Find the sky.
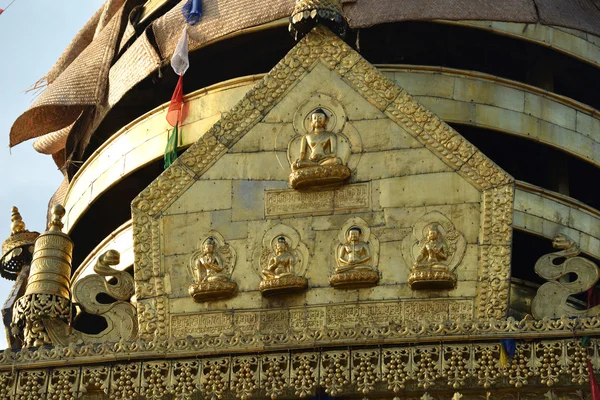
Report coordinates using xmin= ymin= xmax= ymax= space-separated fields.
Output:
xmin=0 ymin=0 xmax=105 ymax=349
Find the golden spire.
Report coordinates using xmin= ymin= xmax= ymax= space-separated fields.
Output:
xmin=289 ymin=0 xmax=348 ymax=41
xmin=1 ymin=207 xmax=39 ymax=280
xmin=10 ymin=206 xmax=26 ymax=235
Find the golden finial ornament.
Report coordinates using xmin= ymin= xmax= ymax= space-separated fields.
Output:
xmin=10 ymin=206 xmax=26 ymax=234
xmin=1 ymin=206 xmax=39 ymax=281
xmin=11 ymin=204 xmax=73 ymax=347
xmin=289 ymin=0 xmax=348 ymax=41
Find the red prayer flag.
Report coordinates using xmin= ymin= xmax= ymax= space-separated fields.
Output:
xmin=0 ymin=9 xmax=4 ymax=15
xmin=589 ymin=287 xmax=600 ymax=309
xmin=166 ymin=75 xmax=188 ymax=127
xmin=588 ymin=360 xmax=600 ymax=400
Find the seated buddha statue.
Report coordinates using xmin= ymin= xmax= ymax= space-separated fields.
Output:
xmin=292 ymin=109 xmax=342 ymax=170
xmin=330 ymin=227 xmax=379 ymax=288
xmin=259 ymin=236 xmax=307 ymax=296
xmin=188 ymin=237 xmax=237 ymax=302
xmin=289 ymin=109 xmax=350 ymax=189
xmin=262 ymin=237 xmax=295 ymax=279
xmin=408 ymin=225 xmax=456 ymax=290
xmin=193 ymin=238 xmax=228 ymax=283
xmin=335 ymin=227 xmax=372 ymax=273
xmin=413 ymin=225 xmax=448 ymax=270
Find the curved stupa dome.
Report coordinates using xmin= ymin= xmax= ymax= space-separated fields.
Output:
xmin=9 ymin=0 xmax=600 ymax=158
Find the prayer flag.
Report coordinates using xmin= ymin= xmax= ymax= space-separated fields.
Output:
xmin=183 ymin=0 xmax=202 ymax=25
xmin=164 ymin=28 xmax=190 ymax=169
xmin=500 ymin=339 xmax=516 ymax=366
xmin=587 ymin=360 xmax=600 ymax=400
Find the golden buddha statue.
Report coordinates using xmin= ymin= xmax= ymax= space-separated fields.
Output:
xmin=408 ymin=225 xmax=457 ymax=290
xmin=330 ymin=227 xmax=379 ymax=288
xmin=262 ymin=237 xmax=295 ymax=279
xmin=259 ymin=237 xmax=307 ymax=296
xmin=293 ymin=109 xmax=342 ymax=170
xmin=414 ymin=225 xmax=448 ymax=268
xmin=289 ymin=109 xmax=351 ymax=189
xmin=193 ymin=238 xmax=228 ymax=283
xmin=335 ymin=227 xmax=372 ymax=273
xmin=188 ymin=237 xmax=237 ymax=302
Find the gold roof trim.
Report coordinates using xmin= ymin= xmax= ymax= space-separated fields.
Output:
xmin=0 ymin=316 xmax=597 ymax=370
xmin=0 ymin=338 xmax=595 ymax=397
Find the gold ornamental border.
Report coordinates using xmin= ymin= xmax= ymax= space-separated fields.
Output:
xmin=0 ymin=338 xmax=598 ymax=399
xmin=1 ymin=316 xmax=598 ymax=370
xmin=131 ymin=25 xmax=514 ymax=340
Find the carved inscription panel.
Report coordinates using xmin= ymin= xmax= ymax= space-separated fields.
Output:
xmin=265 ymin=183 xmax=370 ymax=217
xmin=170 ymin=299 xmax=473 ymax=337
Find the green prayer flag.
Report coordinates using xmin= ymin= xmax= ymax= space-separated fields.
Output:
xmin=164 ymin=124 xmax=179 ymax=169
xmin=582 ymin=336 xmax=591 ymax=347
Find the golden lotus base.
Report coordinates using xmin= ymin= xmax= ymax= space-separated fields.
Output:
xmin=289 ymin=164 xmax=351 ymax=189
xmin=189 ymin=281 xmax=237 ymax=302
xmin=330 ymin=268 xmax=379 ymax=289
xmin=408 ymin=267 xmax=457 ymax=290
xmin=259 ymin=275 xmax=308 ymax=296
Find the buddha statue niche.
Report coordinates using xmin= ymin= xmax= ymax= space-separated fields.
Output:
xmin=289 ymin=108 xmax=351 ymax=189
xmin=330 ymin=227 xmax=379 ymax=288
xmin=188 ymin=237 xmax=237 ymax=302
xmin=259 ymin=236 xmax=307 ymax=296
xmin=408 ymin=225 xmax=457 ymax=290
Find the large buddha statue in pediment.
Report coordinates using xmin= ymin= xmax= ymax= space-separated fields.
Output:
xmin=289 ymin=108 xmax=351 ymax=189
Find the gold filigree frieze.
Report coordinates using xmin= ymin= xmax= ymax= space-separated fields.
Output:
xmin=1 ymin=341 xmax=599 ymax=399
xmin=1 ymin=317 xmax=600 ymax=370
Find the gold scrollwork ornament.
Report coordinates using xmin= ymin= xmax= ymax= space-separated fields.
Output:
xmin=532 ymin=234 xmax=600 ymax=319
xmin=42 ymin=249 xmax=138 ymax=346
xmin=188 ymin=234 xmax=237 ymax=302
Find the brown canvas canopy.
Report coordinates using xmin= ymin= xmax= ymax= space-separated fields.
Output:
xmin=11 ymin=0 xmax=600 ymax=163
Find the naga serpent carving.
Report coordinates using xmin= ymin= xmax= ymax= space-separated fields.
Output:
xmin=44 ymin=250 xmax=138 ymax=345
xmin=531 ymin=234 xmax=600 ymax=319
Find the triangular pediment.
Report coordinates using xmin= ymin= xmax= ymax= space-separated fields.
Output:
xmin=132 ymin=26 xmax=514 ymax=341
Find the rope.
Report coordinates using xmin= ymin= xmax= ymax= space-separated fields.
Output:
xmin=1 ymin=0 xmax=19 ymax=13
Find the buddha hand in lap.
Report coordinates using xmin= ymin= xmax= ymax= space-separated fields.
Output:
xmin=259 ymin=236 xmax=307 ymax=295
